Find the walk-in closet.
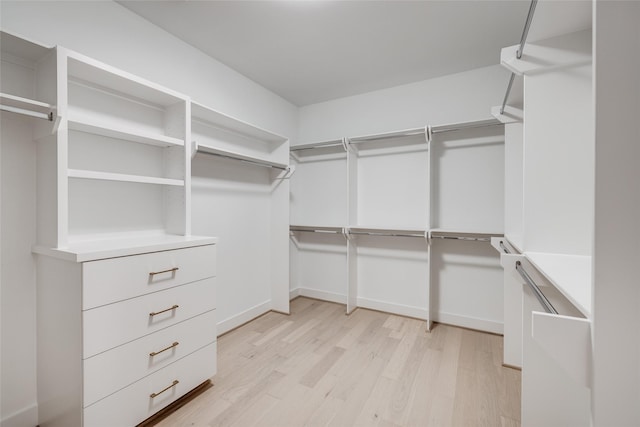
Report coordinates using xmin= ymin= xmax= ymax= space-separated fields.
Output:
xmin=1 ymin=1 xmax=638 ymax=426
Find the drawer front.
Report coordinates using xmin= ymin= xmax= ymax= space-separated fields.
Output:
xmin=83 ymin=309 xmax=216 ymax=407
xmin=83 ymin=278 xmax=215 ymax=358
xmin=83 ymin=244 xmax=216 ymax=309
xmin=83 ymin=342 xmax=217 ymax=427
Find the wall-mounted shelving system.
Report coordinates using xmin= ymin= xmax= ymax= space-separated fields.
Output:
xmin=289 ymin=118 xmax=505 ymax=333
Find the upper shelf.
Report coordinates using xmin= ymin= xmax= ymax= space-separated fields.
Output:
xmin=525 ymin=251 xmax=592 ymax=318
xmin=194 ymin=143 xmax=289 ymax=171
xmin=191 ymin=101 xmax=287 ymax=145
xmin=66 ymin=50 xmax=187 ymax=107
xmin=0 ymin=92 xmax=55 ymax=121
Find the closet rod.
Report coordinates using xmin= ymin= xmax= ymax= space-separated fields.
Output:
xmin=290 ymin=226 xmax=342 ymax=234
xmin=431 ymin=235 xmax=491 ymax=242
xmin=290 ymin=140 xmax=344 ymax=152
xmin=196 ymin=149 xmax=288 ymax=171
xmin=348 ymin=128 xmax=425 ymax=144
xmin=500 ymin=0 xmax=538 ymax=114
xmin=499 ymin=240 xmax=511 ymax=254
xmin=349 ymin=231 xmax=425 ymax=238
xmin=0 ymin=104 xmax=53 ymax=121
xmin=429 ymin=118 xmax=501 ymax=136
xmin=515 ymin=261 xmax=558 ymax=315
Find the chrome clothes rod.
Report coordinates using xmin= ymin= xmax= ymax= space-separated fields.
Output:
xmin=429 ymin=118 xmax=501 ymax=136
xmin=290 ymin=226 xmax=343 ymax=234
xmin=515 ymin=260 xmax=558 ymax=315
xmin=500 ymin=0 xmax=538 ymax=114
xmin=431 ymin=235 xmax=491 ymax=242
xmin=348 ymin=128 xmax=425 ymax=144
xmin=196 ymin=149 xmax=288 ymax=171
xmin=0 ymin=104 xmax=53 ymax=121
xmin=349 ymin=231 xmax=425 ymax=238
xmin=290 ymin=140 xmax=344 ymax=152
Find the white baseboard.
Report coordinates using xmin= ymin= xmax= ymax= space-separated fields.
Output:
xmin=289 ymin=287 xmax=300 ymax=300
xmin=217 ymin=300 xmax=271 ymax=336
xmin=1 ymin=403 xmax=38 ymax=427
xmin=432 ymin=311 xmax=504 ymax=335
xmin=356 ymin=297 xmax=428 ymax=320
xmin=295 ymin=288 xmax=347 ymax=305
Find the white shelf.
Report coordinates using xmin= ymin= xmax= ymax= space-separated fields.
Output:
xmin=68 ymin=118 xmax=183 ymax=148
xmin=525 ymin=252 xmax=592 ymax=318
xmin=68 ymin=169 xmax=184 ymax=187
xmin=191 ymin=101 xmax=286 ymax=144
xmin=195 ymin=143 xmax=288 ymax=170
xmin=348 ymin=127 xmax=426 ymax=144
xmin=349 ymin=226 xmax=427 ymax=237
xmin=1 ymin=92 xmax=53 ymax=117
xmin=290 ymin=225 xmax=344 ymax=234
xmin=430 ymin=228 xmax=503 ymax=239
xmin=33 ymin=234 xmax=217 ymax=263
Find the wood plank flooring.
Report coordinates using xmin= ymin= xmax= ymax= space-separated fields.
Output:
xmin=155 ymin=297 xmax=521 ymax=427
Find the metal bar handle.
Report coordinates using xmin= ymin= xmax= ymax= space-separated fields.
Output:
xmin=149 ymin=267 xmax=179 ymax=277
xmin=499 ymin=240 xmax=511 ymax=254
xmin=149 ymin=341 xmax=179 ymax=357
xmin=149 ymin=304 xmax=179 ymax=317
xmin=150 ymin=380 xmax=179 ymax=398
xmin=515 ymin=261 xmax=558 ymax=315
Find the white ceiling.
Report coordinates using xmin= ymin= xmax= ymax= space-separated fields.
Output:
xmin=116 ymin=1 xmax=587 ymax=107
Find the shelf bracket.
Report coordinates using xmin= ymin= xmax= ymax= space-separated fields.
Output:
xmin=281 ymin=164 xmax=296 ymax=179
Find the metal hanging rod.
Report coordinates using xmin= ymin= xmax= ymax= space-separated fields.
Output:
xmin=348 ymin=128 xmax=425 ymax=144
xmin=429 ymin=118 xmax=502 ymax=137
xmin=499 ymin=240 xmax=511 ymax=254
xmin=290 ymin=225 xmax=343 ymax=234
xmin=349 ymin=230 xmax=425 ymax=238
xmin=515 ymin=261 xmax=558 ymax=315
xmin=290 ymin=139 xmax=345 ymax=152
xmin=431 ymin=235 xmax=491 ymax=242
xmin=500 ymin=0 xmax=538 ymax=114
xmin=196 ymin=147 xmax=289 ymax=171
xmin=0 ymin=104 xmax=53 ymax=121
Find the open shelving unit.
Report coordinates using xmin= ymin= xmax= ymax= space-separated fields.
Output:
xmin=290 ymin=119 xmax=505 ymax=332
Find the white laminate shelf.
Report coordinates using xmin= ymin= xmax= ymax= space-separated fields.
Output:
xmin=192 ymin=101 xmax=287 ymax=145
xmin=32 ymin=234 xmax=218 ymax=262
xmin=430 ymin=228 xmax=504 ymax=239
xmin=349 ymin=226 xmax=427 ymax=238
xmin=68 ymin=169 xmax=184 ymax=187
xmin=68 ymin=118 xmax=184 ymax=148
xmin=525 ymin=252 xmax=592 ymax=318
xmin=290 ymin=225 xmax=344 ymax=234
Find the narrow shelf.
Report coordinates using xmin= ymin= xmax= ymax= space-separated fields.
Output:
xmin=68 ymin=118 xmax=184 ymax=148
xmin=195 ymin=143 xmax=288 ymax=171
xmin=1 ymin=92 xmax=54 ymax=121
xmin=68 ymin=169 xmax=184 ymax=187
xmin=430 ymin=228 xmax=503 ymax=240
xmin=33 ymin=234 xmax=217 ymax=263
xmin=525 ymin=252 xmax=592 ymax=318
xmin=290 ymin=139 xmax=345 ymax=152
xmin=192 ymin=101 xmax=286 ymax=144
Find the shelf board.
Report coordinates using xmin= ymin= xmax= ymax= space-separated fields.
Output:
xmin=349 ymin=127 xmax=426 ymax=144
xmin=195 ymin=143 xmax=289 ymax=170
xmin=66 ymin=50 xmax=186 ymax=107
xmin=430 ymin=228 xmax=504 ymax=239
xmin=68 ymin=118 xmax=184 ymax=148
xmin=525 ymin=252 xmax=592 ymax=318
xmin=33 ymin=234 xmax=217 ymax=263
xmin=1 ymin=92 xmax=54 ymax=121
xmin=192 ymin=101 xmax=287 ymax=144
xmin=68 ymin=169 xmax=184 ymax=187
xmin=290 ymin=139 xmax=345 ymax=152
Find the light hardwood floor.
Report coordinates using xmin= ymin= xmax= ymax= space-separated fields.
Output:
xmin=155 ymin=297 xmax=521 ymax=427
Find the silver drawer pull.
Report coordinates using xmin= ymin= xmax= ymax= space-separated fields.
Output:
xmin=149 ymin=304 xmax=179 ymax=317
xmin=150 ymin=341 xmax=179 ymax=357
xmin=150 ymin=380 xmax=179 ymax=398
xmin=149 ymin=267 xmax=179 ymax=277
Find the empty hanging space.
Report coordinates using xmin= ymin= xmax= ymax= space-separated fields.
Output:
xmin=191 ymin=101 xmax=290 ymax=332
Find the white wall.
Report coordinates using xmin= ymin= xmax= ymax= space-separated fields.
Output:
xmin=0 ymin=1 xmax=297 ymax=425
xmin=298 ymin=64 xmax=510 ymax=143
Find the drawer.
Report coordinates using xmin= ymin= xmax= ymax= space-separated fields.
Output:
xmin=83 ymin=278 xmax=215 ymax=358
xmin=83 ymin=309 xmax=217 ymax=407
xmin=83 ymin=244 xmax=216 ymax=309
xmin=83 ymin=342 xmax=217 ymax=427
